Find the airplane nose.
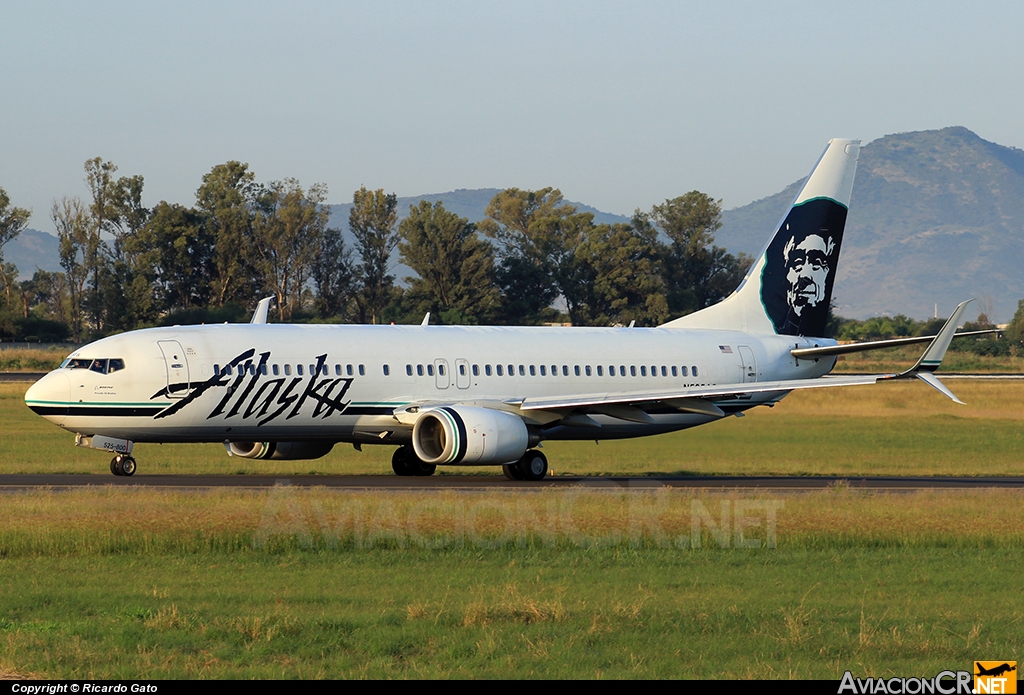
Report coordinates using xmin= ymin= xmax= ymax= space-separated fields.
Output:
xmin=25 ymin=371 xmax=72 ymax=426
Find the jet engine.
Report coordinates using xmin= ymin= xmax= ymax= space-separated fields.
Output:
xmin=412 ymin=406 xmax=530 ymax=465
xmin=225 ymin=441 xmax=335 ymax=460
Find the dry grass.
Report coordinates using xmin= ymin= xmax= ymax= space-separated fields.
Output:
xmin=1 ymin=487 xmax=1022 ymax=553
xmin=0 ymin=347 xmax=67 ymax=372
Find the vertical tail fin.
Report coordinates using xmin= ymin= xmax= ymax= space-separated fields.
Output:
xmin=661 ymin=138 xmax=860 ymax=337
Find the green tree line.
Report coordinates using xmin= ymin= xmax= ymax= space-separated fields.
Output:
xmin=0 ymin=159 xmax=752 ymax=342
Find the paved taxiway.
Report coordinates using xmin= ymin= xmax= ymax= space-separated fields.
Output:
xmin=2 ymin=474 xmax=1024 ymax=492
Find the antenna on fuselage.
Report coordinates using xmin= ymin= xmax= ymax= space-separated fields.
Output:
xmin=421 ymin=312 xmax=430 ymax=326
xmin=250 ymin=296 xmax=274 ymax=324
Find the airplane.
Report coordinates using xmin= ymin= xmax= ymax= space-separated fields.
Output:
xmin=25 ymin=138 xmax=977 ymax=480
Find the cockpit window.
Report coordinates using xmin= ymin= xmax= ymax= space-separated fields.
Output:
xmin=61 ymin=358 xmax=125 ymax=374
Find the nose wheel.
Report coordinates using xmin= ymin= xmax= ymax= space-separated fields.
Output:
xmin=110 ymin=455 xmax=137 ymax=476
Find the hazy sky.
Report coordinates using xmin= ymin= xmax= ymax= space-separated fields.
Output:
xmin=3 ymin=1 xmax=1022 ymax=233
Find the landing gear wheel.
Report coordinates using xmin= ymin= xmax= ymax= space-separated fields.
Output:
xmin=502 ymin=463 xmax=524 ymax=481
xmin=505 ymin=450 xmax=548 ymax=481
xmin=119 ymin=456 xmax=137 ymax=477
xmin=110 ymin=455 xmax=137 ymax=477
xmin=518 ymin=450 xmax=548 ymax=481
xmin=392 ymin=447 xmax=414 ymax=476
xmin=392 ymin=446 xmax=437 ymax=477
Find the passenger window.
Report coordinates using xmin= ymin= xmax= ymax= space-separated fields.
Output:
xmin=585 ymin=366 xmax=591 ymax=376
xmin=438 ymin=364 xmax=445 ymax=376
xmin=620 ymin=365 xmax=626 ymax=376
xmin=406 ymin=364 xmax=413 ymax=376
xmin=260 ymin=364 xmax=268 ymax=375
xmin=661 ymin=366 xmax=667 ymax=377
xmin=346 ymin=364 xmax=353 ymax=376
xmin=529 ymin=365 xmax=535 ymax=376
xmin=459 ymin=364 xmax=466 ymax=376
xmin=249 ymin=364 xmax=256 ymax=376
xmin=214 ymin=364 xmax=220 ymax=376
xmin=335 ymin=364 xmax=342 ymax=376
xmin=496 ymin=365 xmax=503 ymax=376
xmin=417 ymin=365 xmax=424 ymax=376
xmin=472 ymin=364 xmax=479 ymax=376
xmin=597 ymin=366 xmax=603 ymax=376
xmin=692 ymin=366 xmax=698 ymax=377
xmin=383 ymin=364 xmax=390 ymax=376
xmin=681 ymin=366 xmax=688 ymax=376
xmin=630 ymin=366 xmax=637 ymax=377
xmin=485 ymin=364 xmax=492 ymax=376
xmin=427 ymin=364 xmax=435 ymax=376
xmin=551 ymin=365 xmax=557 ymax=376
xmin=359 ymin=364 xmax=365 ymax=376
xmin=507 ymin=364 xmax=514 ymax=376
xmin=284 ymin=365 xmax=291 ymax=376
xmin=671 ymin=366 xmax=677 ymax=377
xmin=273 ymin=364 xmax=280 ymax=376
xmin=562 ymin=365 xmax=569 ymax=376
xmin=574 ymin=366 xmax=580 ymax=376
xmin=540 ymin=365 xmax=546 ymax=376
xmin=518 ymin=365 xmax=525 ymax=376
xmin=297 ymin=365 xmax=304 ymax=376
xmin=640 ymin=366 xmax=647 ymax=377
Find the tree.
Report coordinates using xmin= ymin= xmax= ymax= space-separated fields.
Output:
xmin=570 ymin=222 xmax=669 ymax=327
xmin=478 ymin=188 xmax=585 ymax=324
xmin=251 ymin=179 xmax=329 ymax=321
xmin=139 ymin=202 xmax=212 ymax=312
xmin=349 ymin=186 xmax=399 ymax=324
xmin=196 ymin=161 xmax=261 ymax=307
xmin=398 ymin=201 xmax=500 ymax=324
xmin=647 ymin=192 xmax=751 ymax=316
xmin=0 ymin=187 xmax=31 ymax=310
xmin=51 ymin=197 xmax=91 ymax=343
xmin=310 ymin=226 xmax=357 ymax=319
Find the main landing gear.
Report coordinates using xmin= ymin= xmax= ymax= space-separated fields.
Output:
xmin=110 ymin=454 xmax=137 ymax=477
xmin=503 ymin=450 xmax=548 ymax=482
xmin=391 ymin=445 xmax=437 ymax=477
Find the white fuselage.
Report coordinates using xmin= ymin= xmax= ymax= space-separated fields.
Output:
xmin=25 ymin=323 xmax=837 ymax=450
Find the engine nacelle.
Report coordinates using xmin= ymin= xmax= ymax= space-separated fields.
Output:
xmin=225 ymin=441 xmax=335 ymax=460
xmin=412 ymin=406 xmax=529 ymax=465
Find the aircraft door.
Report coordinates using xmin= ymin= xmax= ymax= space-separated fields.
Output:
xmin=738 ymin=345 xmax=757 ymax=383
xmin=455 ymin=358 xmax=470 ymax=389
xmin=434 ymin=359 xmax=450 ymax=389
xmin=157 ymin=340 xmax=191 ymax=398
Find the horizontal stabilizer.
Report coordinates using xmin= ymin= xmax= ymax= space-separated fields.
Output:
xmin=791 ymin=329 xmax=998 ymax=359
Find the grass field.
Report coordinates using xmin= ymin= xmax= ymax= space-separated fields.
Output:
xmin=2 ymin=380 xmax=1023 ymax=679
xmin=0 ymin=488 xmax=1022 ymax=678
xmin=3 ymin=379 xmax=1023 ymax=477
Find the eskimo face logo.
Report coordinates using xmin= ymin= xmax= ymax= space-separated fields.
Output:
xmin=783 ymin=229 xmax=835 ymax=317
xmin=760 ymin=197 xmax=847 ymax=338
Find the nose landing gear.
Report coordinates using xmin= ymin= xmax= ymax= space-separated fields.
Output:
xmin=110 ymin=454 xmax=137 ymax=476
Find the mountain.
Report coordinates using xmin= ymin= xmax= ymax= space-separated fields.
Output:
xmin=2 ymin=228 xmax=62 ymax=277
xmin=718 ymin=127 xmax=1024 ymax=321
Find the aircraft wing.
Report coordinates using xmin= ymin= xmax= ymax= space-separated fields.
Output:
xmin=516 ymin=374 xmax=885 ymax=415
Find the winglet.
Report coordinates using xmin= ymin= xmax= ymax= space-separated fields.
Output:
xmin=250 ymin=297 xmax=274 ymax=324
xmin=889 ymin=299 xmax=973 ymax=404
xmin=902 ymin=299 xmax=973 ymax=375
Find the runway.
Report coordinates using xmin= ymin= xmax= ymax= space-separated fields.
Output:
xmin=3 ymin=473 xmax=1024 ymax=492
